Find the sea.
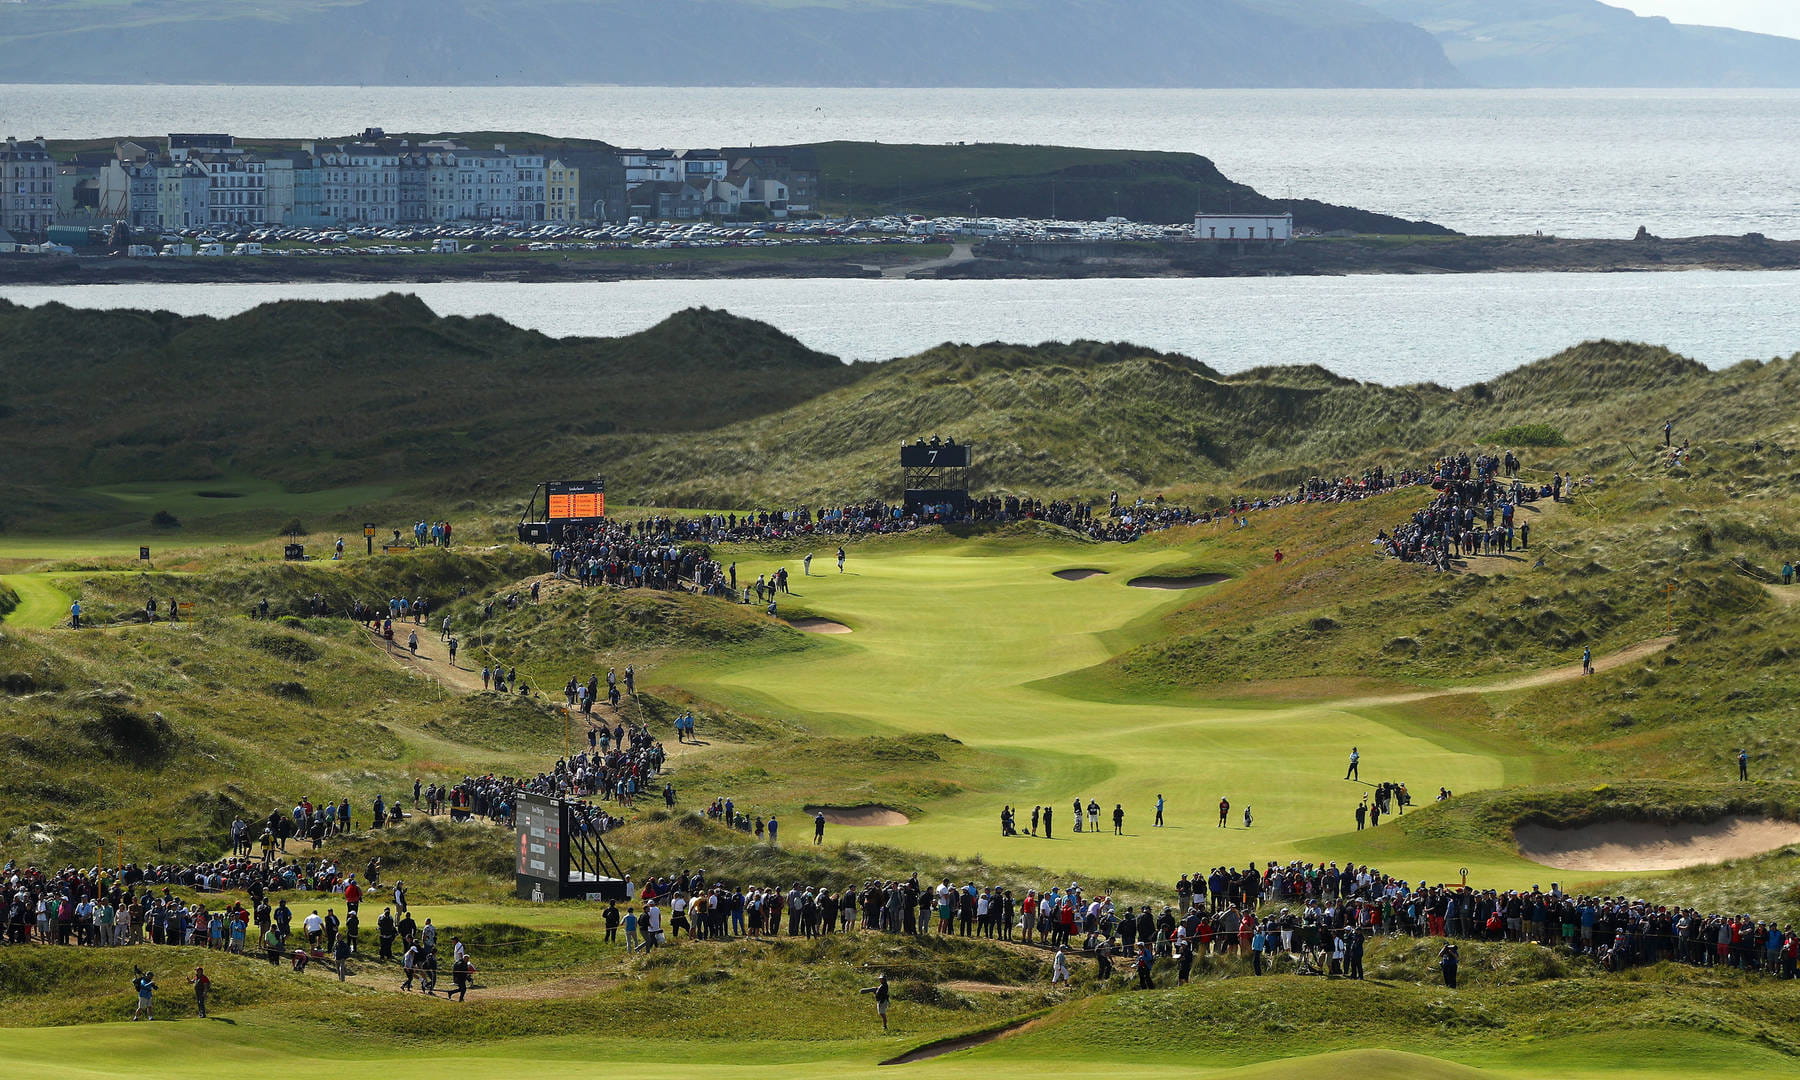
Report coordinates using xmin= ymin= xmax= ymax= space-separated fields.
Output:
xmin=4 ymin=273 xmax=1797 ymax=386
xmin=11 ymin=85 xmax=1800 ymax=238
xmin=4 ymin=85 xmax=1799 ymax=381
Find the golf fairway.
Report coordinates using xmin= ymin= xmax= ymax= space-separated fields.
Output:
xmin=671 ymin=538 xmax=1543 ymax=886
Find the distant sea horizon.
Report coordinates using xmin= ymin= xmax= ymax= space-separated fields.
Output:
xmin=9 ymin=85 xmax=1800 ymax=238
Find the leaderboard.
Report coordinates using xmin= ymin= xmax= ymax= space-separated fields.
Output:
xmin=546 ymin=479 xmax=605 ymax=520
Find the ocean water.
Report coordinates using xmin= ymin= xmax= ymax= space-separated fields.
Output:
xmin=5 ymin=271 xmax=1796 ymax=385
xmin=6 ymin=85 xmax=1800 ymax=238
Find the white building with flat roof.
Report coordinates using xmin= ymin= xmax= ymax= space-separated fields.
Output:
xmin=1194 ymin=212 xmax=1292 ymax=242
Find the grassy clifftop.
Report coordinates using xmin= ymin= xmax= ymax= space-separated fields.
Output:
xmin=806 ymin=141 xmax=1451 ymax=232
xmin=0 ymin=298 xmax=854 ymax=529
xmin=4 ymin=297 xmax=1798 ymax=534
xmin=596 ymin=338 xmax=1800 ymax=505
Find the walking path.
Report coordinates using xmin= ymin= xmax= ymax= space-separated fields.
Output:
xmin=1333 ymin=635 xmax=1677 ymax=710
xmin=1454 ymin=496 xmax=1564 ymax=575
xmin=356 ymin=618 xmax=725 ymax=766
xmin=364 ymin=623 xmax=486 ymax=695
xmin=884 ymin=242 xmax=975 ymax=279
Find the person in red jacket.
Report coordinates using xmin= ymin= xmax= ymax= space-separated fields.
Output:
xmin=344 ymin=877 xmax=362 ymax=914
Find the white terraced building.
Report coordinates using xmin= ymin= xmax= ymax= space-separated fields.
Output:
xmin=1193 ymin=212 xmax=1293 ymax=243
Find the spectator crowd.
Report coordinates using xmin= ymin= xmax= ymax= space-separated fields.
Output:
xmin=603 ymin=847 xmax=1800 ymax=983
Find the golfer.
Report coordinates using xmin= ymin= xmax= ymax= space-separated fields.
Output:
xmin=1345 ymin=747 xmax=1359 ymax=780
xmin=131 ymin=968 xmax=156 ymax=1020
xmin=450 ymin=954 xmax=473 ymax=1001
xmin=188 ymin=966 xmax=210 ymax=1018
xmin=859 ymin=972 xmax=891 ymax=1030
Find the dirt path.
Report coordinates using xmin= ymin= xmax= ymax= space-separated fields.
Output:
xmin=363 ymin=622 xmax=625 ymax=722
xmin=884 ymin=241 xmax=975 ymax=279
xmin=354 ymin=621 xmax=743 ymax=770
xmin=1762 ymin=583 xmax=1798 ymax=607
xmin=469 ymin=973 xmax=621 ymax=1000
xmin=1454 ymin=496 xmax=1564 ymax=576
xmin=362 ymin=624 xmax=487 ymax=695
xmin=940 ymin=980 xmax=1027 ymax=994
xmin=1334 ymin=635 xmax=1676 ymax=710
xmin=292 ymin=955 xmax=615 ymax=1000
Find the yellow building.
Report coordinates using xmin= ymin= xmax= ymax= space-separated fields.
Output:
xmin=546 ymin=159 xmax=580 ymax=222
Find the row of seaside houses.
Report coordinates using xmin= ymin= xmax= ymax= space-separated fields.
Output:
xmin=5 ymin=130 xmax=819 ymax=237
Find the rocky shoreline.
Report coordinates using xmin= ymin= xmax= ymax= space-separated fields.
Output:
xmin=2 ymin=233 xmax=1796 ymax=286
xmin=958 ymin=232 xmax=1800 ymax=278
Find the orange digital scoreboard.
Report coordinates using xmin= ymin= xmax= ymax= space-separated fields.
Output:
xmin=545 ymin=480 xmax=605 ymax=520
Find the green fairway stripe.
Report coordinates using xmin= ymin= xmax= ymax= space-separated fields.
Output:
xmin=667 ymin=538 xmax=1543 ymax=885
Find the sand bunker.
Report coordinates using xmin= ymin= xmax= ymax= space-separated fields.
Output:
xmin=788 ymin=617 xmax=852 ymax=634
xmin=1052 ymin=568 xmax=1107 ymax=581
xmin=1516 ymin=816 xmax=1800 ymax=871
xmin=1127 ymin=573 xmax=1230 ymax=590
xmin=880 ymin=1017 xmax=1045 ymax=1065
xmin=805 ymin=804 xmax=910 ymax=827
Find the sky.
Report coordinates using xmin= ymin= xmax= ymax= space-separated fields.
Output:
xmin=1614 ymin=0 xmax=1800 ymax=39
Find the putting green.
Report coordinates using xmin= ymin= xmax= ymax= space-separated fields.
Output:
xmin=671 ymin=538 xmax=1543 ymax=886
xmin=0 ymin=477 xmax=398 ymax=564
xmin=79 ymin=478 xmax=398 ymax=525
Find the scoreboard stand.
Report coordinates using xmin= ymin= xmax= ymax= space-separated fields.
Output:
xmin=515 ymin=793 xmax=631 ymax=902
xmin=517 ymin=478 xmax=606 ymax=544
xmin=901 ymin=438 xmax=972 ymax=515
